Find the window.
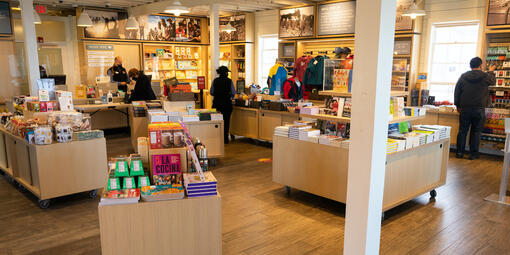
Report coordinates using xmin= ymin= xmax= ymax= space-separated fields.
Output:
xmin=428 ymin=22 xmax=479 ymax=103
xmin=258 ymin=35 xmax=279 ymax=88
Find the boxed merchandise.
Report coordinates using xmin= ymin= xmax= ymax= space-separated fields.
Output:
xmin=130 ymin=159 xmax=145 ymax=176
xmin=123 ymin=177 xmax=136 ymax=189
xmin=55 ymin=123 xmax=73 ymax=143
xmin=141 ymin=184 xmax=185 ymax=201
xmin=148 ymin=111 xmax=169 ymax=123
xmin=148 ymin=122 xmax=186 ymax=149
xmin=182 ymin=115 xmax=200 ymax=122
xmin=300 ymin=106 xmax=320 ymax=115
xmin=274 ymin=126 xmax=290 ymax=137
xmin=211 ymin=113 xmax=223 ymax=121
xmin=138 ymin=176 xmax=150 ymax=188
xmin=34 ymin=126 xmax=52 ymax=145
xmin=56 ymin=91 xmax=74 ymax=111
xmin=114 ymin=160 xmax=130 ymax=177
xmin=107 ymin=178 xmax=121 ymax=191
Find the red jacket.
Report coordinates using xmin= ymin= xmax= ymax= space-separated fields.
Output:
xmin=294 ymin=56 xmax=313 ymax=82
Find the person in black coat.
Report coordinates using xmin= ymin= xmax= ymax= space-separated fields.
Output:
xmin=127 ymin=68 xmax=157 ymax=102
xmin=211 ymin=66 xmax=236 ymax=144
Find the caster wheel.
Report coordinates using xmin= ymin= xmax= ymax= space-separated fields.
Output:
xmin=89 ymin=189 xmax=98 ymax=198
xmin=18 ymin=183 xmax=27 ymax=192
xmin=430 ymin=189 xmax=437 ymax=199
xmin=0 ymin=170 xmax=4 ymax=176
xmin=209 ymin=158 xmax=217 ymax=167
xmin=230 ymin=134 xmax=235 ymax=140
xmin=285 ymin=186 xmax=291 ymax=195
xmin=38 ymin=199 xmax=50 ymax=209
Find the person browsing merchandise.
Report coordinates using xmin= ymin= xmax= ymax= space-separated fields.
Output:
xmin=107 ymin=56 xmax=131 ymax=92
xmin=127 ymin=68 xmax=157 ymax=102
xmin=454 ymin=57 xmax=496 ymax=160
xmin=210 ymin=66 xmax=236 ymax=144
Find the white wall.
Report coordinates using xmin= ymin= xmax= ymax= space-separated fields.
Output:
xmin=254 ymin=10 xmax=278 ymax=86
xmin=418 ymin=0 xmax=486 ymax=74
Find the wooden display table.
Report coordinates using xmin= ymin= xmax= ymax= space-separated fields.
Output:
xmin=259 ymin=110 xmax=299 ymax=141
xmin=272 ymin=136 xmax=449 ymax=212
xmin=98 ymin=195 xmax=222 ymax=255
xmin=0 ymin=128 xmax=108 ymax=208
xmin=75 ymin=103 xmax=130 ymax=130
xmin=129 ymin=106 xmax=148 ymax=151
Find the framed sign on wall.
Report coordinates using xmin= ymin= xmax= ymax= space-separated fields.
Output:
xmin=487 ymin=0 xmax=510 ymax=27
xmin=0 ymin=1 xmax=13 ymax=35
xmin=279 ymin=5 xmax=315 ymax=39
xmin=317 ymin=1 xmax=356 ymax=36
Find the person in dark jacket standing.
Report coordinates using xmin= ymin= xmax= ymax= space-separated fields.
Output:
xmin=127 ymin=69 xmax=157 ymax=102
xmin=107 ymin=56 xmax=131 ymax=92
xmin=211 ymin=66 xmax=236 ymax=144
xmin=454 ymin=57 xmax=496 ymax=160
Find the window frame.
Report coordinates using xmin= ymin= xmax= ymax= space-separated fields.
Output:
xmin=258 ymin=35 xmax=279 ymax=88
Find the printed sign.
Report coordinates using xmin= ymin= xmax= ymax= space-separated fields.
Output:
xmin=197 ymin=76 xmax=206 ymax=90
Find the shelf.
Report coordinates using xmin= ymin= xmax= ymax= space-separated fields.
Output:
xmin=280 ymin=56 xmax=295 ymax=59
xmin=388 ymin=115 xmax=425 ymax=124
xmin=482 ymin=133 xmax=506 ymax=139
xmin=233 ymin=58 xmax=245 ymax=60
xmin=175 ymin=69 xmax=199 ymax=71
xmin=300 ymin=113 xmax=351 ymax=122
xmin=319 ymin=90 xmax=409 ymax=97
xmin=394 ymin=54 xmax=411 ymax=58
xmin=490 ymin=86 xmax=510 ymax=90
xmin=145 ymin=57 xmax=174 ymax=60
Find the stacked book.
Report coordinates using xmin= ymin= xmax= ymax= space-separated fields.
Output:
xmin=289 ymin=125 xmax=312 ymax=139
xmin=274 ymin=126 xmax=290 ymax=137
xmin=183 ymin=171 xmax=218 ymax=198
xmin=387 ymin=139 xmax=398 ymax=154
xmin=319 ymin=135 xmax=343 ymax=148
xmin=99 ymin=189 xmax=140 ymax=206
xmin=415 ymin=125 xmax=451 ymax=140
xmin=341 ymin=140 xmax=351 ymax=149
xmin=299 ymin=128 xmax=320 ymax=141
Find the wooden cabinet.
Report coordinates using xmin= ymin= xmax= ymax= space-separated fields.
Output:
xmin=185 ymin=120 xmax=224 ymax=158
xmin=438 ymin=112 xmax=459 ymax=146
xmin=259 ymin=110 xmax=283 ymax=141
xmin=230 ymin=107 xmax=259 ymax=139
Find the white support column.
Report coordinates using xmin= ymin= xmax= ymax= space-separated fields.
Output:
xmin=20 ymin=0 xmax=40 ymax=96
xmin=343 ymin=0 xmax=397 ymax=254
xmin=209 ymin=3 xmax=220 ymax=80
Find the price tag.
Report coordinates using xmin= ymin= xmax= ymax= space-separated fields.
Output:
xmin=118 ymin=163 xmax=126 ymax=172
xmin=496 ymin=91 xmax=505 ymax=96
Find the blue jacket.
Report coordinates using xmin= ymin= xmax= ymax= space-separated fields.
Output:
xmin=267 ymin=64 xmax=288 ymax=95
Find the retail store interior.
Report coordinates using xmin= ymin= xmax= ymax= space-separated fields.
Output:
xmin=1 ymin=0 xmax=510 ymax=254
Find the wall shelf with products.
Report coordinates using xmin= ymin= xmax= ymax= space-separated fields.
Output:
xmin=219 ymin=43 xmax=253 ymax=91
xmin=142 ymin=44 xmax=207 ymax=90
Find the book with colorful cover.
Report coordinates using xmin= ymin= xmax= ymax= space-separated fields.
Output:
xmin=342 ymin=98 xmax=352 ymax=118
xmin=141 ymin=184 xmax=185 ymax=201
xmin=152 ymin=154 xmax=182 ymax=185
xmin=99 ymin=188 xmax=140 ymax=206
xmin=183 ymin=171 xmax=217 ymax=188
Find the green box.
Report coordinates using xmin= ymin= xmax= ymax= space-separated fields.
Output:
xmin=130 ymin=160 xmax=145 ymax=176
xmin=123 ymin=177 xmax=136 ymax=189
xmin=138 ymin=176 xmax=150 ymax=188
xmin=114 ymin=161 xmax=130 ymax=177
xmin=107 ymin=178 xmax=120 ymax=191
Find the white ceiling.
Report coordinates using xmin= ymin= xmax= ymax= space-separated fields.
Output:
xmin=23 ymin=0 xmax=320 ymax=16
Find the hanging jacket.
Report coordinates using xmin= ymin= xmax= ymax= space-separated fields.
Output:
xmin=267 ymin=63 xmax=288 ymax=95
xmin=283 ymin=77 xmax=303 ymax=102
xmin=303 ymin=56 xmax=328 ymax=86
xmin=295 ymin=56 xmax=313 ymax=82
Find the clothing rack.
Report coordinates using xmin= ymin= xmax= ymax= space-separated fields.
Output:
xmin=303 ymin=51 xmax=314 ymax=55
xmin=318 ymin=50 xmax=329 ymax=54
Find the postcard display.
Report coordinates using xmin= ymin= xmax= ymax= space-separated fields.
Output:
xmin=98 ymin=121 xmax=221 ymax=255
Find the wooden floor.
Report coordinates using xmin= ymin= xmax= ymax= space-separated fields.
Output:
xmin=1 ymin=131 xmax=510 ymax=254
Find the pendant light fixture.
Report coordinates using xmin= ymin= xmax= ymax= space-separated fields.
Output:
xmin=164 ymin=1 xmax=190 ymax=17
xmin=221 ymin=7 xmax=238 ymax=33
xmin=126 ymin=16 xmax=139 ymax=30
xmin=77 ymin=9 xmax=93 ymax=27
xmin=402 ymin=0 xmax=426 ymax=19
xmin=33 ymin=8 xmax=41 ymax=24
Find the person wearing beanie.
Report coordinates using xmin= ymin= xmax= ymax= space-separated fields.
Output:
xmin=210 ymin=66 xmax=236 ymax=144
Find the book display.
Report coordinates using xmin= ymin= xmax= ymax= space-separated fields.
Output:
xmin=98 ymin=121 xmax=221 ymax=255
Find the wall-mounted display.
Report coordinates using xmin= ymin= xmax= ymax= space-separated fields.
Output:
xmin=317 ymin=1 xmax=356 ymax=36
xmin=220 ymin=15 xmax=246 ymax=42
xmin=487 ymin=0 xmax=510 ymax=26
xmin=0 ymin=1 xmax=12 ymax=35
xmin=279 ymin=6 xmax=315 ymax=38
xmin=84 ymin=10 xmax=202 ymax=42
xmin=395 ymin=0 xmax=414 ymax=31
